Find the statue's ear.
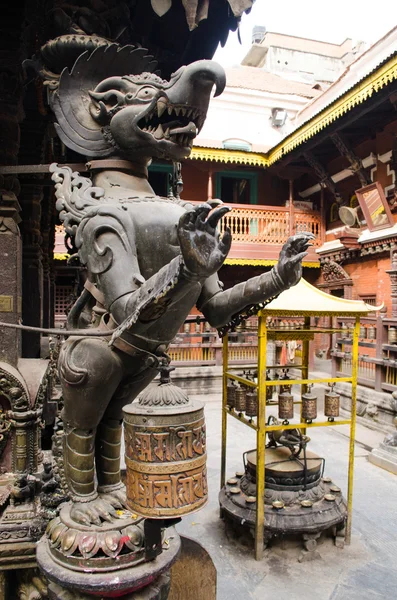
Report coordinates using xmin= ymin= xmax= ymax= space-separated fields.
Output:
xmin=89 ymin=90 xmax=126 ymax=124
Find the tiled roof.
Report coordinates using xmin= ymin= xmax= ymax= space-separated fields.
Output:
xmin=225 ymin=66 xmax=323 ymax=98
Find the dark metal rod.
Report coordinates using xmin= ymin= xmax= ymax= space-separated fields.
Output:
xmin=0 ymin=321 xmax=111 ymax=337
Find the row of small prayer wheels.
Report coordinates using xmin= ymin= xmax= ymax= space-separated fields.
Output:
xmin=227 ymin=381 xmax=341 ymax=422
xmin=340 ymin=323 xmax=376 ymax=339
xmin=227 ymin=381 xmax=259 ymax=416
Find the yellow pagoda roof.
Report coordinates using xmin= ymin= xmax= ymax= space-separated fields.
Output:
xmin=262 ymin=278 xmax=383 ymax=316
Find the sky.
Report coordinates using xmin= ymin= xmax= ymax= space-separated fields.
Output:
xmin=214 ymin=0 xmax=396 ymax=67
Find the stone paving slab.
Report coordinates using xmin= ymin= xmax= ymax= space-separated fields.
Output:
xmin=175 ymin=394 xmax=397 ymax=600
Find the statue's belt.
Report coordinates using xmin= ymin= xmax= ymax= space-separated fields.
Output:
xmin=98 ymin=315 xmax=168 ymax=364
xmin=84 ymin=280 xmax=105 ymax=305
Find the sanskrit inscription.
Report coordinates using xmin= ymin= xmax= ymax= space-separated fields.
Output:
xmin=125 ymin=419 xmax=206 ymax=463
xmin=127 ymin=466 xmax=208 ymax=515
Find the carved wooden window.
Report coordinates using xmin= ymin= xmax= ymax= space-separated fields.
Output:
xmin=55 ymin=285 xmax=74 ymax=320
xmin=215 ymin=171 xmax=258 ymax=205
xmin=359 ymin=294 xmax=377 ymax=306
xmin=355 ymin=182 xmax=393 ymax=231
xmin=148 ymin=163 xmax=172 ymax=197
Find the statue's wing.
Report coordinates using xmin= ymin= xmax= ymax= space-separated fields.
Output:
xmin=49 ymin=44 xmax=158 ymax=157
xmin=50 ymin=164 xmax=106 ymax=237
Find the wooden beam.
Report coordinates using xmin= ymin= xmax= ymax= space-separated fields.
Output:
xmin=303 ymin=151 xmax=343 ymax=204
xmin=330 ymin=132 xmax=371 ymax=187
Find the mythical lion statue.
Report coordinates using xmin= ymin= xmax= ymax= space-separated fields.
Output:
xmin=41 ymin=40 xmax=313 ymax=525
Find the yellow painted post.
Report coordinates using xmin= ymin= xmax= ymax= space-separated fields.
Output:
xmin=346 ymin=316 xmax=359 ymax=544
xmin=300 ymin=316 xmax=311 ymax=429
xmin=221 ymin=335 xmax=228 ymax=490
xmin=255 ymin=312 xmax=267 ymax=560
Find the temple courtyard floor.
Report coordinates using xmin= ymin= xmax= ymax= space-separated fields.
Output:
xmin=175 ymin=392 xmax=397 ymax=600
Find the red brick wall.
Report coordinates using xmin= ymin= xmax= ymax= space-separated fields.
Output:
xmin=344 ymin=257 xmax=391 ymax=312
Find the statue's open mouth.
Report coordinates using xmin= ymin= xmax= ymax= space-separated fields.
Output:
xmin=137 ymin=98 xmax=205 ymax=147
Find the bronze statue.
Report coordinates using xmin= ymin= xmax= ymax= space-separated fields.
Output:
xmin=42 ymin=42 xmax=313 ymax=526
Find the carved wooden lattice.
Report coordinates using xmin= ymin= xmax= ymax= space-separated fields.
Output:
xmin=55 ymin=285 xmax=74 ymax=323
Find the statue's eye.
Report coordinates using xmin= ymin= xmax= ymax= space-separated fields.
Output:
xmin=136 ymin=87 xmax=157 ymax=100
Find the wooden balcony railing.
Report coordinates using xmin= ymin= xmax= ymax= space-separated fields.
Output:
xmin=217 ymin=204 xmax=322 ymax=247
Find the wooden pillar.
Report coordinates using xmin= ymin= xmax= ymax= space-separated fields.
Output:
xmin=0 ymin=12 xmax=25 ymax=366
xmin=40 ymin=187 xmax=56 ymax=329
xmin=207 ymin=168 xmax=213 ymax=201
xmin=288 ymin=179 xmax=295 ymax=236
xmin=320 ymin=186 xmax=326 ymax=245
xmin=374 ymin=313 xmax=385 ymax=393
xmin=20 ymin=183 xmax=43 ymax=358
xmin=387 ymin=248 xmax=397 ymax=319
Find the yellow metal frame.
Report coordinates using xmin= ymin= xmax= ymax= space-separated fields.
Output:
xmin=221 ymin=315 xmax=360 ymax=560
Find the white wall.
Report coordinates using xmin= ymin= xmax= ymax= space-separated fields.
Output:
xmin=196 ymin=87 xmax=311 ymax=151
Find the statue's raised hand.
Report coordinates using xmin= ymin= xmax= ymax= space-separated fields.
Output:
xmin=178 ymin=204 xmax=232 ymax=280
xmin=276 ymin=233 xmax=315 ymax=288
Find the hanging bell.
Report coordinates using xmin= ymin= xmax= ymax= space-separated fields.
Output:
xmin=324 ymin=383 xmax=340 ymax=421
xmin=234 ymin=385 xmax=247 ymax=412
xmin=245 ymin=389 xmax=258 ymax=417
xmin=278 ymin=388 xmax=294 ymax=421
xmin=227 ymin=380 xmax=237 ymax=408
xmin=123 ymin=363 xmax=207 ymax=518
xmin=301 ymin=384 xmax=317 ymax=422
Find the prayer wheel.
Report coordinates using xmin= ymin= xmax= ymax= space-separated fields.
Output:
xmin=324 ymin=383 xmax=340 ymax=420
xmin=227 ymin=380 xmax=236 ymax=408
xmin=234 ymin=386 xmax=247 ymax=412
xmin=266 ymin=369 xmax=273 ymax=402
xmin=301 ymin=385 xmax=317 ymax=422
xmin=388 ymin=327 xmax=397 ymax=345
xmin=245 ymin=389 xmax=258 ymax=417
xmin=367 ymin=325 xmax=376 ymax=340
xmin=278 ymin=388 xmax=294 ymax=421
xmin=123 ymin=365 xmax=207 ymax=518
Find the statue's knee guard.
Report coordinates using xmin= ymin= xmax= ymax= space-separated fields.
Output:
xmin=64 ymin=425 xmax=97 ymax=501
xmin=96 ymin=418 xmax=123 ymax=492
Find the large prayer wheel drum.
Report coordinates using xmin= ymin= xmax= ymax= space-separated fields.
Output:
xmin=123 ymin=368 xmax=207 ymax=518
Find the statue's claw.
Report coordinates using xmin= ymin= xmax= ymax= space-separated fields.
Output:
xmin=70 ymin=497 xmax=119 ymax=526
xmin=178 ymin=204 xmax=232 ymax=279
xmin=98 ymin=483 xmax=129 ymax=511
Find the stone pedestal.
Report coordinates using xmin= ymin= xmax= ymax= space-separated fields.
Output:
xmin=369 ymin=432 xmax=397 ymax=475
xmin=47 ymin=573 xmax=171 ymax=599
xmin=368 ymin=395 xmax=397 ymax=474
xmin=37 ymin=503 xmax=181 ymax=599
